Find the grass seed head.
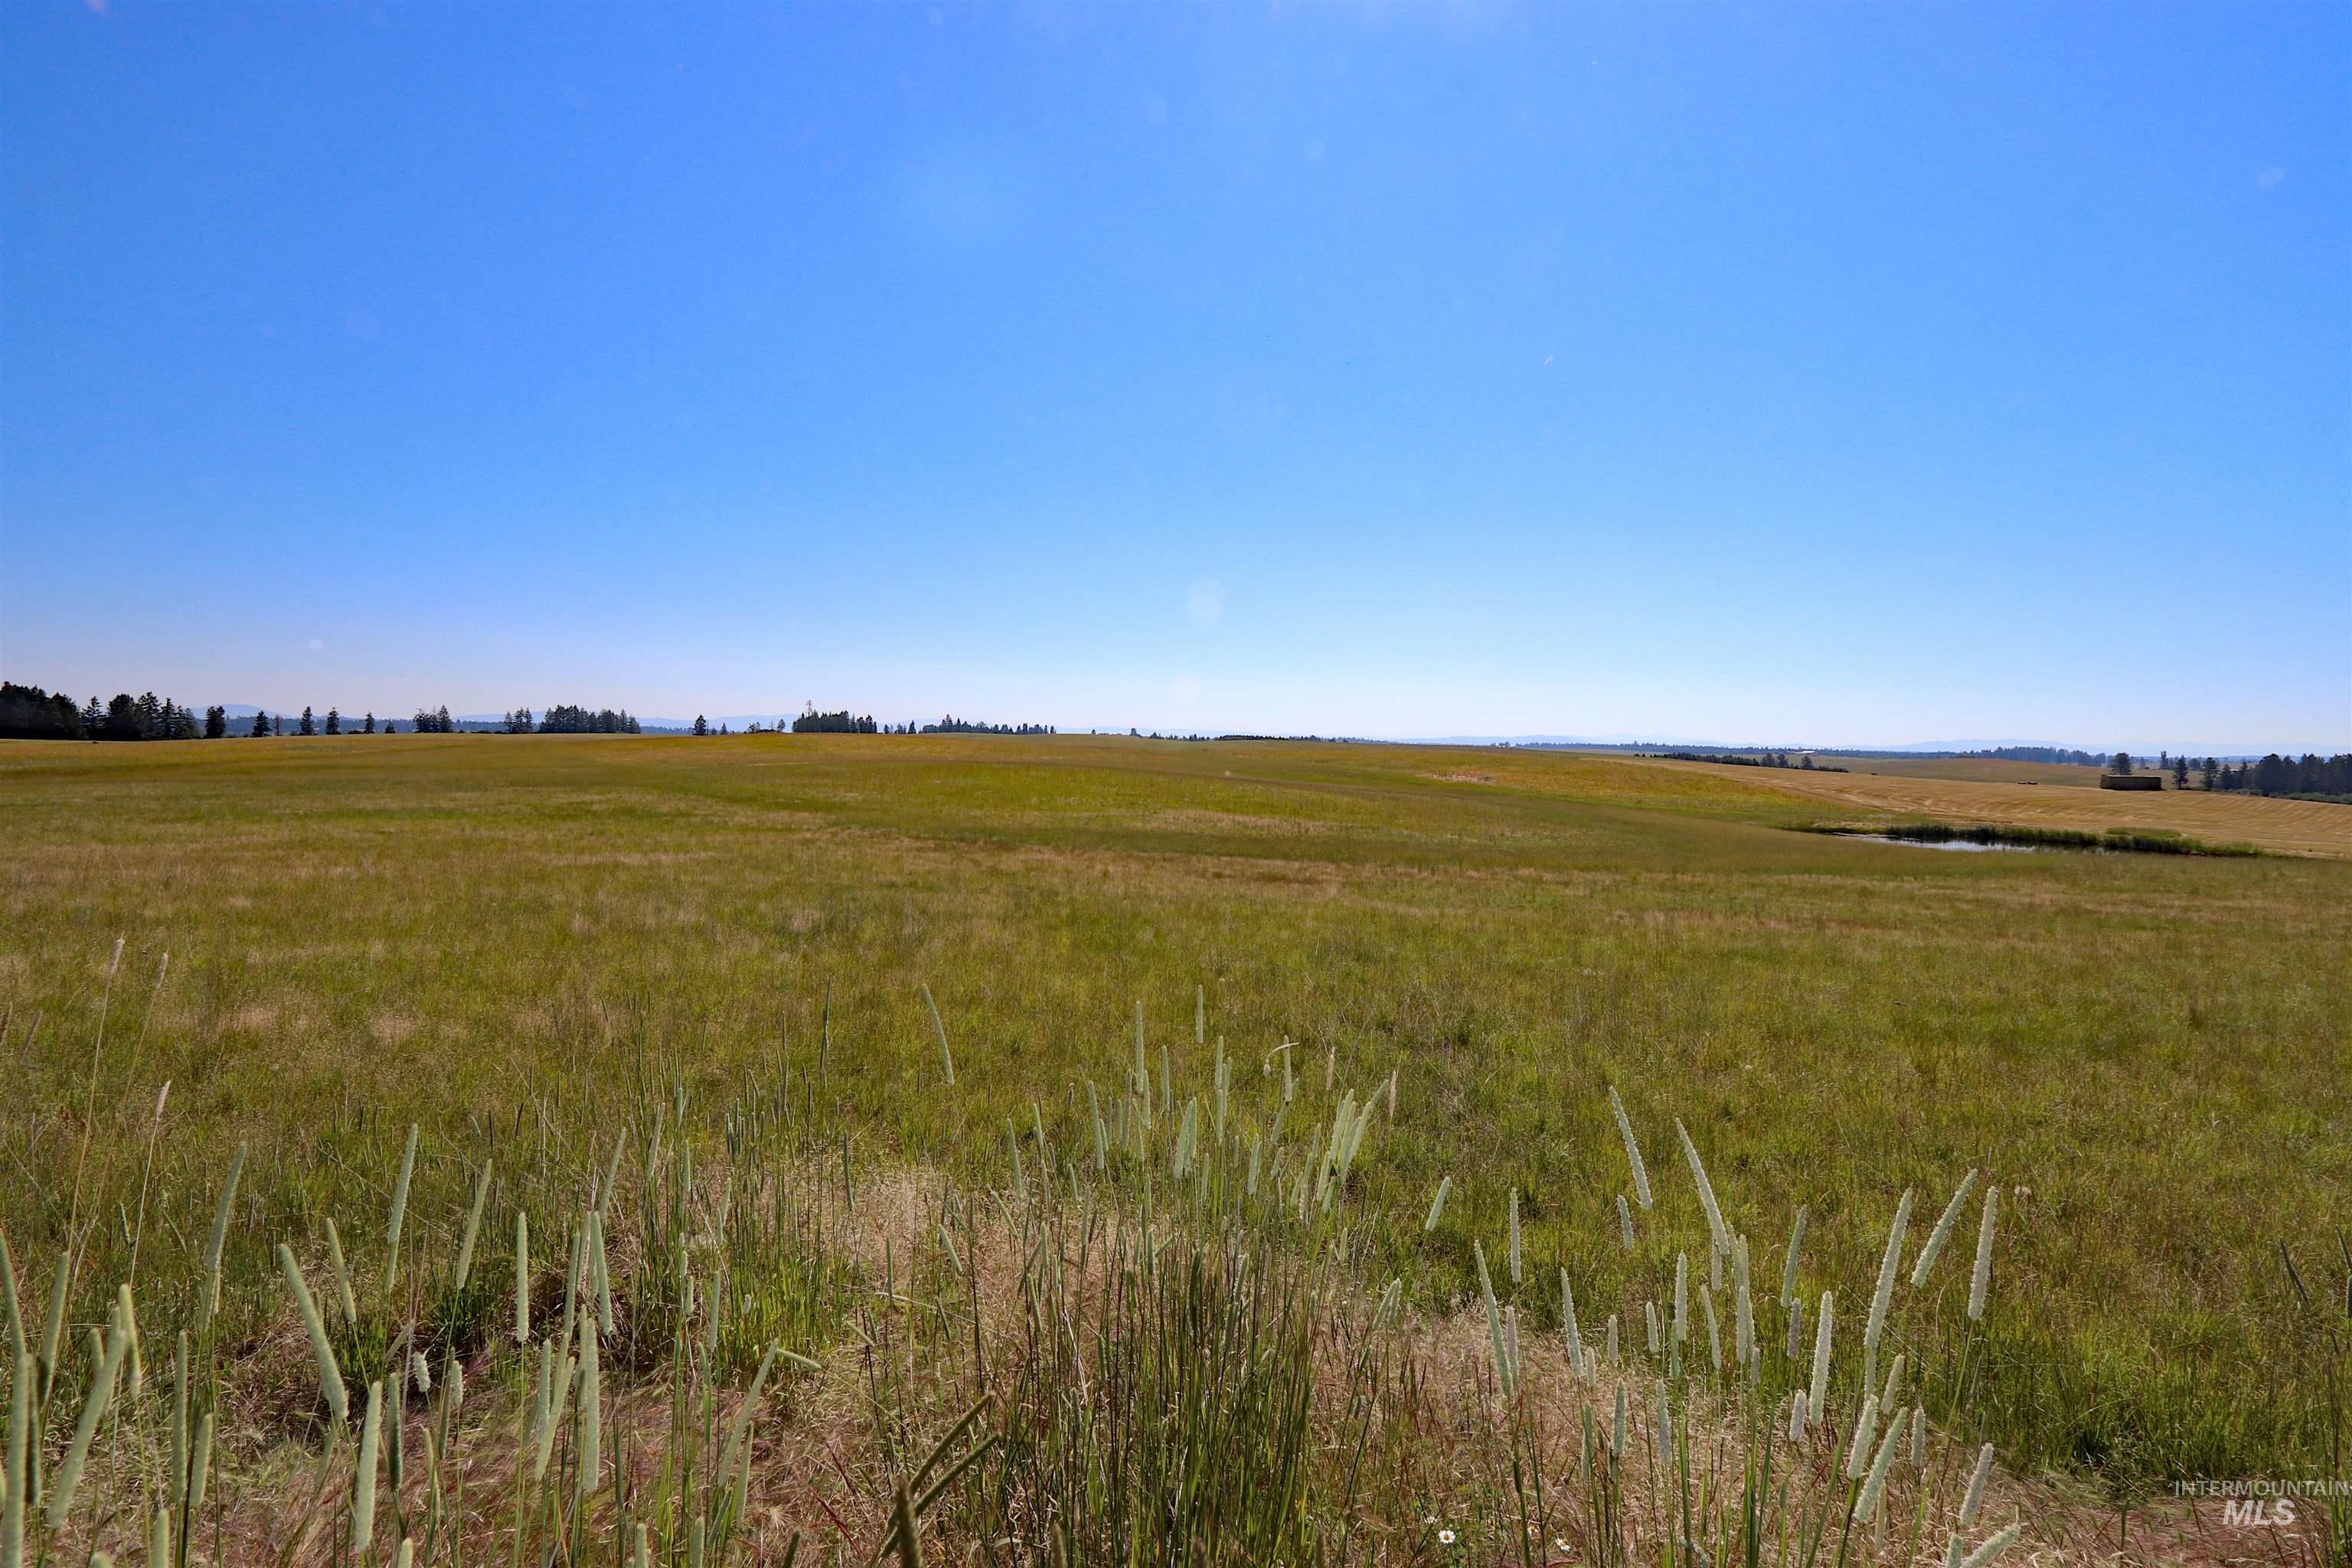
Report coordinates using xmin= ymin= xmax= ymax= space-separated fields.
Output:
xmin=1958 ymin=1522 xmax=2024 ymax=1568
xmin=1844 ymin=1393 xmax=1880 ymax=1482
xmin=1969 ymin=1187 xmax=2000 ymax=1321
xmin=1674 ymin=1119 xmax=1730 ymax=1253
xmin=353 ymin=1378 xmax=383 ymax=1553
xmin=513 ymin=1210 xmax=530 ymax=1344
xmin=1865 ymin=1188 xmax=1915 ymax=1360
xmin=384 ymin=1125 xmax=419 ymax=1292
xmin=453 ymin=1159 xmax=493 ymax=1292
xmin=1913 ymin=1170 xmax=1979 ymax=1289
xmin=1959 ymin=1442 xmax=1996 ymax=1527
xmin=277 ymin=1243 xmax=347 ymax=1426
xmin=200 ymin=1144 xmax=247 ymax=1322
xmin=1855 ymin=1415 xmax=1903 ymax=1521
xmin=46 ymin=1292 xmax=131 ymax=1530
xmin=921 ymin=983 xmax=956 ymax=1086
xmin=1608 ymin=1086 xmax=1653 ymax=1210
xmin=1810 ymin=1290 xmax=1834 ymax=1415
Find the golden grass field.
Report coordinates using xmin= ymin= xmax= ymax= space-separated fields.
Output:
xmin=1616 ymin=754 xmax=2352 ymax=858
xmin=1816 ymin=757 xmax=2109 ymax=789
xmin=2 ymin=730 xmax=2347 ymax=1564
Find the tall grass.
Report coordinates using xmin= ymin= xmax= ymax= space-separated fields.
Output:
xmin=6 ymin=733 xmax=2347 ymax=1487
xmin=15 ymin=954 xmax=2333 ymax=1565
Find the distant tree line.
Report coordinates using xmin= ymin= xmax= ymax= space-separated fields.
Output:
xmin=918 ymin=715 xmax=1054 ymax=735
xmin=1969 ymin=746 xmax=2102 ymax=766
xmin=2199 ymin=753 xmax=2351 ymax=801
xmin=1 ymin=682 xmax=207 ymax=740
xmin=773 ymin=706 xmax=1057 ymax=736
xmin=502 ymin=705 xmax=643 ymax=734
xmin=0 ymin=682 xmax=92 ymax=739
xmin=791 ymin=706 xmax=878 ymax=733
xmin=5 ymin=681 xmax=1057 ymax=746
xmin=1651 ymin=750 xmax=1847 ymax=773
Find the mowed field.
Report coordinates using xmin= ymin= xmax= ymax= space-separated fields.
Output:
xmin=1619 ymin=753 xmax=2352 ymax=858
xmin=1811 ymin=756 xmax=2110 ymax=789
xmin=3 ymin=731 xmax=2348 ymax=1488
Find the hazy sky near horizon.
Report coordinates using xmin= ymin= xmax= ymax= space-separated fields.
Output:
xmin=3 ymin=2 xmax=2345 ymax=748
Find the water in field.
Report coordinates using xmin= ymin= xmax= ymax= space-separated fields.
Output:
xmin=1840 ymin=833 xmax=2041 ymax=852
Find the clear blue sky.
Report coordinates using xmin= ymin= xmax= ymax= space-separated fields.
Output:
xmin=4 ymin=2 xmax=2345 ymax=748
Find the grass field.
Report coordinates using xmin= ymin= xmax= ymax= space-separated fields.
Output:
xmin=3 ymin=732 xmax=2347 ymax=1560
xmin=1613 ymin=753 xmax=2350 ymax=858
xmin=1809 ymin=758 xmax=2110 ymax=790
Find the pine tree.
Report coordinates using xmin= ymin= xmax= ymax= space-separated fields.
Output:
xmin=204 ymin=704 xmax=227 ymax=739
xmin=299 ymin=706 xmax=317 ymax=736
xmin=250 ymin=710 xmax=272 ymax=738
xmin=325 ymin=707 xmax=341 ymax=735
xmin=102 ymin=694 xmax=139 ymax=741
xmin=362 ymin=711 xmax=376 ymax=733
xmin=436 ymin=704 xmax=453 ymax=733
xmin=693 ymin=715 xmax=710 ymax=736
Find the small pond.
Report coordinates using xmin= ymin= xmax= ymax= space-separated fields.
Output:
xmin=1838 ymin=833 xmax=2040 ymax=853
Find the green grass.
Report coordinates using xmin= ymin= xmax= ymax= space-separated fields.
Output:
xmin=3 ymin=730 xmax=2347 ymax=1490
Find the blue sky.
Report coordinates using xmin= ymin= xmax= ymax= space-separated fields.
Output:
xmin=4 ymin=2 xmax=2344 ymax=748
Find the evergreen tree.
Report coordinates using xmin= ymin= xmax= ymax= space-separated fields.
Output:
xmin=250 ymin=710 xmax=272 ymax=738
xmin=325 ymin=707 xmax=341 ymax=735
xmin=436 ymin=704 xmax=453 ymax=733
xmin=272 ymin=714 xmax=284 ymax=735
xmin=693 ymin=714 xmax=710 ymax=736
xmin=13 ymin=684 xmax=56 ymax=737
xmin=362 ymin=711 xmax=376 ymax=733
xmin=298 ymin=706 xmax=317 ymax=736
xmin=103 ymin=694 xmax=141 ymax=741
xmin=2110 ymin=751 xmax=2132 ymax=775
xmin=0 ymin=682 xmax=90 ymax=739
xmin=381 ymin=718 xmax=397 ymax=733
xmin=81 ymin=696 xmax=103 ymax=733
xmin=204 ymin=704 xmax=227 ymax=739
xmin=2171 ymin=754 xmax=2187 ymax=787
